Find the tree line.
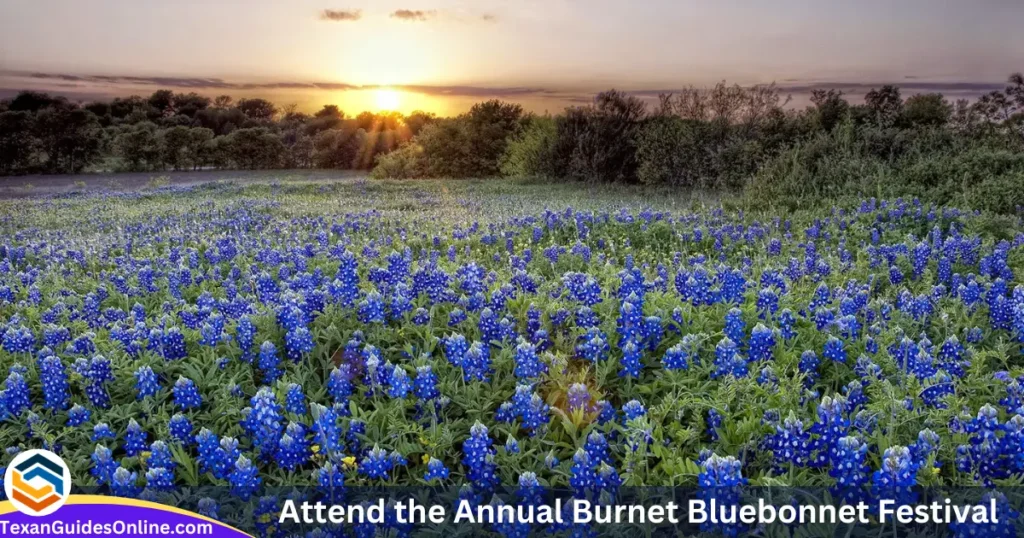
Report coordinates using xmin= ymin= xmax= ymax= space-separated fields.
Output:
xmin=375 ymin=73 xmax=1024 ymax=213
xmin=2 ymin=75 xmax=1023 ymax=211
xmin=0 ymin=90 xmax=435 ymax=174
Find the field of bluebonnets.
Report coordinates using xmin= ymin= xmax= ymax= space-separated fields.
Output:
xmin=2 ymin=177 xmax=1024 ymax=534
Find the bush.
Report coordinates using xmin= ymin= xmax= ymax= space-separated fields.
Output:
xmin=370 ymin=143 xmax=425 ymax=179
xmin=553 ymin=90 xmax=647 ymax=183
xmin=500 ymin=116 xmax=558 ymax=177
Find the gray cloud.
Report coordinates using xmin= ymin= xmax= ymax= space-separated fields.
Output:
xmin=481 ymin=14 xmax=498 ymax=22
xmin=390 ymin=9 xmax=436 ymax=21
xmin=320 ymin=9 xmax=362 ymax=21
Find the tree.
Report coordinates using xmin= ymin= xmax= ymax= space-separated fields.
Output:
xmin=810 ymin=89 xmax=850 ymax=131
xmin=902 ymin=93 xmax=952 ymax=127
xmin=236 ymin=99 xmax=277 ymax=122
xmin=113 ymin=123 xmax=161 ymax=171
xmin=313 ymin=127 xmax=365 ymax=169
xmin=7 ymin=91 xmax=65 ymax=113
xmin=0 ymin=111 xmax=37 ymax=174
xmin=161 ymin=126 xmax=192 ymax=170
xmin=213 ymin=95 xmax=234 ymax=109
xmin=33 ymin=105 xmax=102 ymax=173
xmin=173 ymin=93 xmax=211 ymax=118
xmin=306 ymin=105 xmax=345 ymax=134
xmin=186 ymin=127 xmax=214 ymax=169
xmin=404 ymin=111 xmax=435 ymax=136
xmin=554 ymin=90 xmax=647 ymax=183
xmin=224 ymin=127 xmax=284 ymax=169
xmin=465 ymin=100 xmax=524 ymax=176
xmin=500 ymin=115 xmax=558 ymax=178
xmin=148 ymin=90 xmax=176 ymax=117
xmin=864 ymin=85 xmax=903 ymax=127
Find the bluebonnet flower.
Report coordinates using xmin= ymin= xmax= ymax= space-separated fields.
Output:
xmin=562 ymin=272 xmax=602 ymax=306
xmin=3 ymin=371 xmax=30 ymax=416
xmin=424 ymin=457 xmax=450 ymax=482
xmin=326 ymin=365 xmax=353 ymax=408
xmin=67 ymin=404 xmax=91 ymax=427
xmin=498 ymin=384 xmax=550 ymax=436
xmin=92 ymin=422 xmax=115 ymax=441
xmin=748 ymin=324 xmax=775 ymax=362
xmin=411 ymin=307 xmax=430 ymax=325
xmin=316 ymin=462 xmax=346 ymax=503
xmin=779 ymin=309 xmax=796 ymax=340
xmin=2 ymin=326 xmax=35 ymax=354
xmin=357 ymin=291 xmax=385 ymax=324
xmin=160 ymin=327 xmax=187 ymax=360
xmin=284 ymin=383 xmax=306 ymax=415
xmin=258 ymin=341 xmax=282 ymax=383
xmin=757 ymin=365 xmax=779 ymax=388
xmin=173 ymin=377 xmax=202 ymax=410
xmin=443 ymin=334 xmax=469 ymax=367
xmin=387 ymin=367 xmax=411 ymax=399
xmin=697 ymin=454 xmax=747 ymax=537
xmin=948 ymin=492 xmax=1018 ymax=538
xmin=723 ymin=308 xmax=745 ymax=345
xmin=576 ymin=327 xmax=609 ymax=363
xmin=567 ymin=383 xmax=590 ymax=412
xmin=448 ymin=309 xmax=467 ymax=326
xmin=311 ymin=403 xmax=343 ymax=454
xmin=413 ymin=365 xmax=440 ymax=401
xmin=596 ymin=462 xmax=622 ymax=499
xmin=513 ymin=340 xmax=547 ymax=379
xmin=461 ymin=422 xmax=498 ymax=493
xmin=504 ymin=436 xmax=520 ymax=454
xmin=712 ymin=337 xmax=746 ymax=379
xmin=275 ymin=422 xmax=311 ymax=471
xmin=619 ymin=340 xmax=643 ymax=378
xmin=810 ymin=396 xmax=849 ymax=468
xmin=242 ymin=387 xmax=285 ymax=462
xmin=229 ymin=456 xmax=262 ymax=501
xmin=39 ymin=355 xmax=70 ymax=411
xmin=822 ymin=336 xmax=847 ymax=363
xmin=569 ymin=448 xmax=597 ymax=498
xmin=134 ymin=366 xmax=159 ymax=400
xmin=622 ymin=399 xmax=646 ymax=421
xmin=168 ymin=414 xmax=193 ymax=445
xmin=764 ymin=414 xmax=811 ymax=470
xmin=872 ymin=446 xmax=919 ymax=507
xmin=284 ymin=327 xmax=314 ymax=362
xmin=921 ymin=373 xmax=955 ymax=408
xmin=583 ymin=431 xmax=611 ymax=467
xmin=360 ymin=446 xmax=393 ymax=480
xmin=829 ymin=436 xmax=868 ymax=503
xmin=110 ymin=467 xmax=140 ymax=498
xmin=236 ymin=315 xmax=256 ymax=361
xmin=124 ymin=419 xmax=148 ymax=456
xmin=90 ymin=444 xmax=118 ymax=486
xmin=83 ymin=355 xmax=113 ymax=408
xmin=147 ymin=440 xmax=176 ymax=470
xmin=196 ymin=498 xmax=219 ymax=520
xmin=663 ymin=342 xmax=689 ymax=370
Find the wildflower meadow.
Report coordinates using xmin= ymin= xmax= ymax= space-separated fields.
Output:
xmin=1 ymin=178 xmax=1024 ymax=536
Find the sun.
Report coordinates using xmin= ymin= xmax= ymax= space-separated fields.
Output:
xmin=375 ymin=89 xmax=401 ymax=111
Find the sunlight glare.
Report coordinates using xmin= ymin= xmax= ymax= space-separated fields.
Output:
xmin=375 ymin=89 xmax=401 ymax=111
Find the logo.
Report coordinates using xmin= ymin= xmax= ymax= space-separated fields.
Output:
xmin=4 ymin=449 xmax=71 ymax=516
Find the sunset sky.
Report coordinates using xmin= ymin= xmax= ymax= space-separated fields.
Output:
xmin=1 ymin=0 xmax=1022 ymax=115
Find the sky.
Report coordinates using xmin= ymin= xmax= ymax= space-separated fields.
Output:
xmin=1 ymin=0 xmax=1022 ymax=115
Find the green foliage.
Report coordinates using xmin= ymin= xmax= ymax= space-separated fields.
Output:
xmin=224 ymin=127 xmax=285 ymax=169
xmin=369 ymin=143 xmax=425 ymax=179
xmin=499 ymin=116 xmax=558 ymax=177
